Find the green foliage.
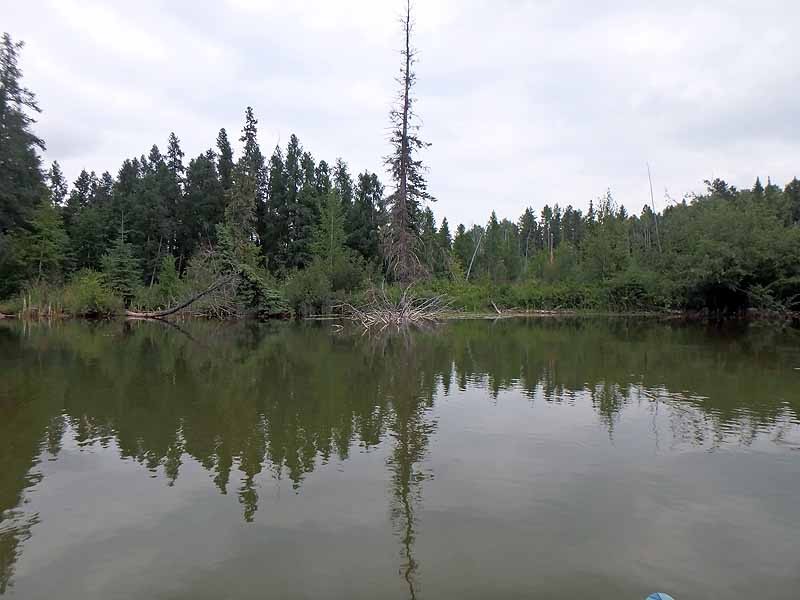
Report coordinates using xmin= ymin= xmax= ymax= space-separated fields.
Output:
xmin=0 ymin=33 xmax=46 ymax=235
xmin=2 ymin=30 xmax=799 ymax=319
xmin=312 ymin=192 xmax=348 ymax=272
xmin=101 ymin=235 xmax=142 ymax=304
xmin=283 ymin=261 xmax=332 ymax=316
xmin=157 ymin=255 xmax=180 ymax=305
xmin=63 ymin=269 xmax=122 ymax=316
xmin=8 ymin=201 xmax=68 ymax=284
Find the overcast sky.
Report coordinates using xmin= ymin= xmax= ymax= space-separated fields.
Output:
xmin=7 ymin=0 xmax=800 ymax=226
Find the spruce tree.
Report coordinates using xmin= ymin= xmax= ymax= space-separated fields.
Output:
xmin=333 ymin=158 xmax=354 ymax=207
xmin=311 ymin=192 xmax=348 ymax=274
xmin=166 ymin=132 xmax=185 ymax=181
xmin=291 ymin=150 xmax=319 ymax=269
xmin=785 ymin=178 xmax=800 ymax=225
xmin=436 ymin=218 xmax=452 ymax=276
xmin=101 ymin=229 xmax=142 ymax=304
xmin=264 ymin=146 xmax=288 ymax=269
xmin=239 ymin=108 xmax=267 ymax=259
xmin=179 ymin=149 xmax=224 ymax=261
xmin=0 ymin=33 xmax=46 ymax=233
xmin=216 ymin=128 xmax=234 ymax=192
xmin=518 ymin=207 xmax=537 ymax=269
xmin=347 ymin=171 xmax=383 ymax=264
xmin=16 ymin=201 xmax=68 ymax=282
xmin=315 ymin=160 xmax=332 ymax=196
xmin=452 ymin=224 xmax=472 ymax=272
xmin=47 ymin=161 xmax=67 ymax=206
xmin=383 ymin=2 xmax=434 ymax=281
xmin=64 ymin=170 xmax=94 ymax=230
xmin=419 ymin=207 xmax=438 ymax=274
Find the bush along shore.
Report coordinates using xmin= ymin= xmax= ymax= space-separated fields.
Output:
xmin=2 ymin=30 xmax=799 ymax=323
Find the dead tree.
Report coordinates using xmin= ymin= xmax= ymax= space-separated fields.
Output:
xmin=338 ymin=285 xmax=450 ymax=332
xmin=383 ymin=0 xmax=433 ymax=283
xmin=125 ymin=276 xmax=233 ymax=319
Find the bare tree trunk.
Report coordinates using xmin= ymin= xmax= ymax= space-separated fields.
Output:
xmin=465 ymin=231 xmax=482 ymax=281
xmin=647 ymin=163 xmax=663 ymax=254
xmin=396 ymin=0 xmax=412 ymax=282
xmin=150 ymin=235 xmax=163 ymax=288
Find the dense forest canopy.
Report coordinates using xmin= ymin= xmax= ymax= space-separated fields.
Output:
xmin=1 ymin=30 xmax=799 ymax=316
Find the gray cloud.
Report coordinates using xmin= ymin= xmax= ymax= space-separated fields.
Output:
xmin=6 ymin=0 xmax=799 ymax=226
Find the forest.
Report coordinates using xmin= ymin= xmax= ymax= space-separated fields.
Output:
xmin=2 ymin=29 xmax=799 ymax=319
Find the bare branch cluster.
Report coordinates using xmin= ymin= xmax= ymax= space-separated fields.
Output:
xmin=338 ymin=285 xmax=450 ymax=332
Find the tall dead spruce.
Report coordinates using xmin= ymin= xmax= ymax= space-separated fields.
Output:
xmin=384 ymin=0 xmax=434 ymax=283
xmin=341 ymin=0 xmax=445 ymax=331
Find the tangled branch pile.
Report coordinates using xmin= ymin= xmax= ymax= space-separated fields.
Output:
xmin=339 ymin=286 xmax=451 ymax=331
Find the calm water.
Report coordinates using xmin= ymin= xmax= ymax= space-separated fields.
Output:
xmin=1 ymin=319 xmax=799 ymax=599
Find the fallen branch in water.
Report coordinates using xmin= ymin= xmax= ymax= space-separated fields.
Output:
xmin=337 ymin=285 xmax=451 ymax=331
xmin=125 ymin=276 xmax=234 ymax=319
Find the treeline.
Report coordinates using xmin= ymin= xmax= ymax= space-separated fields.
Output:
xmin=2 ymin=31 xmax=799 ymax=317
xmin=437 ymin=178 xmax=800 ymax=312
xmin=1 ymin=33 xmax=388 ymax=316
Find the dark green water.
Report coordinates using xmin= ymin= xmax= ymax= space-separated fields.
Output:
xmin=1 ymin=319 xmax=799 ymax=599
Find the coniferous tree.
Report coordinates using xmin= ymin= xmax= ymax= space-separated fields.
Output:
xmin=239 ymin=107 xmax=267 ymax=255
xmin=311 ymin=192 xmax=348 ymax=274
xmin=435 ymin=218 xmax=452 ymax=277
xmin=315 ymin=160 xmax=332 ymax=196
xmin=452 ymin=224 xmax=473 ymax=273
xmin=101 ymin=229 xmax=141 ymax=305
xmin=785 ymin=178 xmax=800 ymax=225
xmin=216 ymin=128 xmax=234 ymax=192
xmin=0 ymin=33 xmax=46 ymax=234
xmin=383 ymin=1 xmax=434 ymax=282
xmin=288 ymin=150 xmax=320 ymax=269
xmin=63 ymin=169 xmax=93 ymax=230
xmin=419 ymin=207 xmax=438 ymax=274
xmin=164 ymin=133 xmax=184 ymax=256
xmin=347 ymin=171 xmax=384 ymax=264
xmin=46 ymin=161 xmax=67 ymax=206
xmin=262 ymin=146 xmax=285 ymax=267
xmin=484 ymin=211 xmax=503 ymax=281
xmin=132 ymin=144 xmax=174 ymax=283
xmin=518 ymin=207 xmax=537 ymax=270
xmin=333 ymin=158 xmax=354 ymax=207
xmin=275 ymin=134 xmax=305 ymax=270
xmin=752 ymin=177 xmax=764 ymax=199
xmin=179 ymin=149 xmax=224 ymax=262
xmin=166 ymin=132 xmax=185 ymax=181
xmin=14 ymin=201 xmax=68 ymax=283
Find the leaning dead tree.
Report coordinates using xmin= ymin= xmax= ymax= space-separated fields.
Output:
xmin=125 ymin=275 xmax=234 ymax=319
xmin=383 ymin=0 xmax=434 ymax=283
xmin=339 ymin=286 xmax=450 ymax=332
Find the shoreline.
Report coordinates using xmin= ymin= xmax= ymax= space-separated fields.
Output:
xmin=5 ymin=308 xmax=795 ymax=324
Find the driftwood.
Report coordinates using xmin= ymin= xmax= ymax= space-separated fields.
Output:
xmin=125 ymin=276 xmax=233 ymax=320
xmin=338 ymin=285 xmax=450 ymax=332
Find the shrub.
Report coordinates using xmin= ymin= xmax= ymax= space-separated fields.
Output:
xmin=284 ymin=262 xmax=332 ymax=317
xmin=63 ymin=269 xmax=122 ymax=317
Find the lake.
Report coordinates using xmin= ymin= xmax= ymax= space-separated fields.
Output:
xmin=1 ymin=318 xmax=799 ymax=599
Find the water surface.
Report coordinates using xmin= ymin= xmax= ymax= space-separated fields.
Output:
xmin=1 ymin=318 xmax=799 ymax=599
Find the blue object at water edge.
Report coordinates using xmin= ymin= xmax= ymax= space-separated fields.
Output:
xmin=646 ymin=594 xmax=675 ymax=600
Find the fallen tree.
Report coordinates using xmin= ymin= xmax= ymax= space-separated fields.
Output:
xmin=125 ymin=276 xmax=234 ymax=319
